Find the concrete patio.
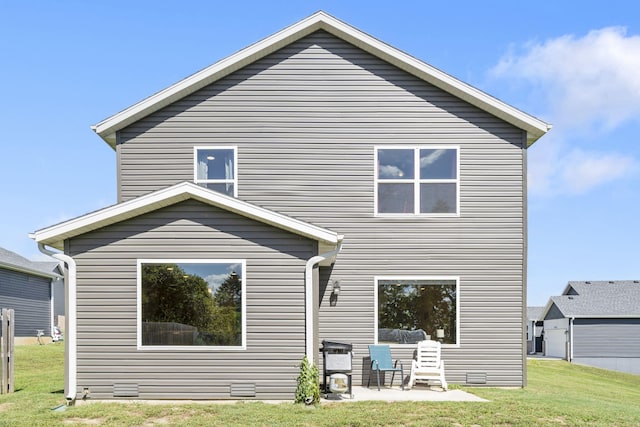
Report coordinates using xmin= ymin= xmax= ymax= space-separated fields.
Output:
xmin=323 ymin=385 xmax=487 ymax=403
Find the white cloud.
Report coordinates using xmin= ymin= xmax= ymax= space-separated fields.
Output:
xmin=204 ymin=273 xmax=229 ymax=292
xmin=528 ymin=138 xmax=636 ymax=196
xmin=561 ymin=149 xmax=635 ymax=194
xmin=492 ymin=27 xmax=640 ymax=196
xmin=492 ymin=27 xmax=640 ymax=130
xmin=419 ymin=149 xmax=447 ymax=167
xmin=203 ymin=264 xmax=241 ymax=292
xmin=379 ymin=164 xmax=405 ymax=178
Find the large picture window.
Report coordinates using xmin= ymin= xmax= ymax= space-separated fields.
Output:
xmin=376 ymin=147 xmax=458 ymax=215
xmin=376 ymin=277 xmax=458 ymax=345
xmin=138 ymin=260 xmax=245 ymax=349
xmin=194 ymin=147 xmax=237 ymax=196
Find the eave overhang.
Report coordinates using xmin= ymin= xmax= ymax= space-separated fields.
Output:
xmin=30 ymin=182 xmax=343 ymax=252
xmin=92 ymin=11 xmax=550 ymax=148
xmin=0 ymin=261 xmax=62 ymax=280
xmin=539 ymin=298 xmax=640 ymax=320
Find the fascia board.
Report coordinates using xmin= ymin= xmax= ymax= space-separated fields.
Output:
xmin=189 ymin=188 xmax=341 ymax=245
xmin=92 ymin=11 xmax=550 ymax=148
xmin=31 ymin=182 xmax=340 ymax=249
xmin=315 ymin=15 xmax=550 ymax=145
xmin=0 ymin=261 xmax=62 ymax=280
xmin=539 ymin=298 xmax=559 ymax=320
xmin=92 ymin=14 xmax=326 ymax=147
xmin=570 ymin=314 xmax=640 ymax=319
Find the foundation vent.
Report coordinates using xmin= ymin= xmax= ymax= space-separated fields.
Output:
xmin=230 ymin=383 xmax=256 ymax=397
xmin=466 ymin=372 xmax=487 ymax=385
xmin=113 ymin=383 xmax=139 ymax=398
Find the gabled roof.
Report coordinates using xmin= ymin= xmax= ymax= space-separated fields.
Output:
xmin=542 ymin=280 xmax=640 ymax=319
xmin=30 ymin=182 xmax=343 ymax=251
xmin=92 ymin=11 xmax=550 ymax=148
xmin=527 ymin=306 xmax=545 ymax=321
xmin=0 ymin=247 xmax=61 ymax=279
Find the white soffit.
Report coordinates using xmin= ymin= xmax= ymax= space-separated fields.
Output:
xmin=92 ymin=11 xmax=550 ymax=148
xmin=30 ymin=182 xmax=342 ymax=250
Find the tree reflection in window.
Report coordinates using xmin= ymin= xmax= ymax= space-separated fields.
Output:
xmin=140 ymin=262 xmax=243 ymax=347
xmin=378 ymin=279 xmax=457 ymax=345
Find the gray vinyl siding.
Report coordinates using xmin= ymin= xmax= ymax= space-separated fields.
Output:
xmin=67 ymin=199 xmax=316 ymax=400
xmin=0 ymin=268 xmax=51 ymax=337
xmin=115 ymin=31 xmax=527 ymax=387
xmin=572 ymin=318 xmax=640 ymax=375
xmin=573 ymin=318 xmax=640 ymax=357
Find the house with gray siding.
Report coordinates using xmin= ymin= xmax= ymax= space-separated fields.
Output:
xmin=0 ymin=247 xmax=63 ymax=344
xmin=542 ymin=280 xmax=640 ymax=375
xmin=30 ymin=12 xmax=550 ymax=401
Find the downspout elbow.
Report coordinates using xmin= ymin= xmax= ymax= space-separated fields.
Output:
xmin=304 ymin=241 xmax=343 ymax=363
xmin=36 ymin=243 xmax=77 ymax=404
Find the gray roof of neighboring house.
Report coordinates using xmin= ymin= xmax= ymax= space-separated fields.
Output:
xmin=527 ymin=306 xmax=545 ymax=321
xmin=0 ymin=247 xmax=61 ymax=279
xmin=546 ymin=280 xmax=640 ymax=318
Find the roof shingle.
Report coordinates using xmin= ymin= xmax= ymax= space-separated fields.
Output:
xmin=0 ymin=247 xmax=60 ymax=278
xmin=549 ymin=280 xmax=640 ymax=318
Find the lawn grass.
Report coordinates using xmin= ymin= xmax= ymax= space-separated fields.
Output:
xmin=2 ymin=344 xmax=640 ymax=426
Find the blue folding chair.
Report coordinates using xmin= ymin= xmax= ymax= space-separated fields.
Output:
xmin=367 ymin=344 xmax=404 ymax=390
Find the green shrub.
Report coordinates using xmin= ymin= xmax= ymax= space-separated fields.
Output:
xmin=294 ymin=355 xmax=320 ymax=405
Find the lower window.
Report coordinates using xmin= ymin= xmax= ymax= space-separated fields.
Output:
xmin=138 ymin=260 xmax=245 ymax=349
xmin=376 ymin=277 xmax=458 ymax=345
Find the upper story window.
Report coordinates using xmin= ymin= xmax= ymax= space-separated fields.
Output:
xmin=194 ymin=147 xmax=237 ymax=197
xmin=375 ymin=147 xmax=459 ymax=215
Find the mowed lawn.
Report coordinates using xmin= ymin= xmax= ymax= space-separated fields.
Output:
xmin=1 ymin=344 xmax=640 ymax=426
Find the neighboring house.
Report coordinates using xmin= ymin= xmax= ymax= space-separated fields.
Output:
xmin=526 ymin=306 xmax=544 ymax=354
xmin=541 ymin=280 xmax=640 ymax=375
xmin=30 ymin=12 xmax=550 ymax=401
xmin=0 ymin=247 xmax=63 ymax=344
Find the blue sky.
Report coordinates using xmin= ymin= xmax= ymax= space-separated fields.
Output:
xmin=1 ymin=1 xmax=638 ymax=306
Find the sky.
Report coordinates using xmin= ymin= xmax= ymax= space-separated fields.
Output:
xmin=1 ymin=1 xmax=639 ymax=306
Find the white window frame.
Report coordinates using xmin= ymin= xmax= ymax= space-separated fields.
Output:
xmin=374 ymin=146 xmax=460 ymax=216
xmin=193 ymin=146 xmax=238 ymax=197
xmin=137 ymin=258 xmax=247 ymax=351
xmin=374 ymin=275 xmax=460 ymax=348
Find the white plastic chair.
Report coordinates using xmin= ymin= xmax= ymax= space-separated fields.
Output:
xmin=408 ymin=340 xmax=448 ymax=391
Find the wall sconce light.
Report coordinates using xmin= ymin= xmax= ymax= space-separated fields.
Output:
xmin=331 ymin=280 xmax=341 ymax=296
xmin=436 ymin=329 xmax=445 ymax=340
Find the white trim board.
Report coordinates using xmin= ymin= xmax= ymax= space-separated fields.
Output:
xmin=92 ymin=11 xmax=550 ymax=148
xmin=30 ymin=181 xmax=342 ymax=250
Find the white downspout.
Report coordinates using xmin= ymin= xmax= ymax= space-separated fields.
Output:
xmin=37 ymin=243 xmax=77 ymax=404
xmin=304 ymin=240 xmax=343 ymax=363
xmin=569 ymin=317 xmax=574 ymax=362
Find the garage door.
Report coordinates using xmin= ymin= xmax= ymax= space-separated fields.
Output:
xmin=545 ymin=329 xmax=567 ymax=358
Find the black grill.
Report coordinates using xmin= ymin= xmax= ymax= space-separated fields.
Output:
xmin=320 ymin=340 xmax=353 ymax=397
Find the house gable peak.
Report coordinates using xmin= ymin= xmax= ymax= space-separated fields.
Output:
xmin=30 ymin=182 xmax=342 ymax=251
xmin=92 ymin=11 xmax=550 ymax=148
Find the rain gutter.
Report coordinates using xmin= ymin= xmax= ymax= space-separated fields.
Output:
xmin=36 ymin=243 xmax=77 ymax=404
xmin=304 ymin=240 xmax=343 ymax=363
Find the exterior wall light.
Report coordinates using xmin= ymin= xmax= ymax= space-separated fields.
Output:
xmin=332 ymin=280 xmax=341 ymax=296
